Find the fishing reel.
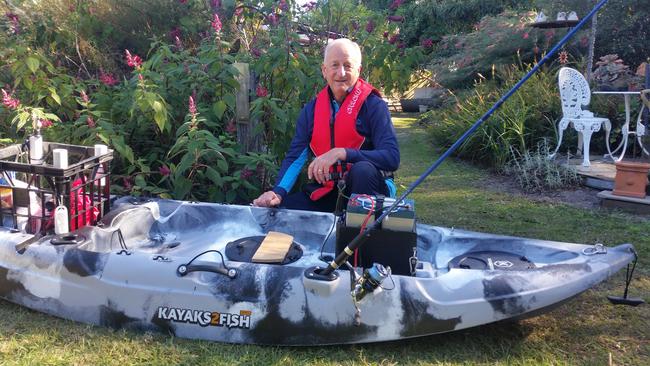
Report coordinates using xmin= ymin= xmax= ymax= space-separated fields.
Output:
xmin=351 ymin=263 xmax=389 ymax=302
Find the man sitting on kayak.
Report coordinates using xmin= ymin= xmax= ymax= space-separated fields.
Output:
xmin=252 ymin=38 xmax=400 ymax=212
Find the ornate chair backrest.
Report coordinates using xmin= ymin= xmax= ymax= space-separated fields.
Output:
xmin=558 ymin=67 xmax=591 ymax=118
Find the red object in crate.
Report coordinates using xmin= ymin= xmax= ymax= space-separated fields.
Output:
xmin=0 ymin=141 xmax=112 ymax=235
xmin=70 ymin=178 xmax=99 ymax=230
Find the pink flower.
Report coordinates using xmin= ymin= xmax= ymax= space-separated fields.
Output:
xmin=5 ymin=12 xmax=20 ymax=34
xmin=211 ymin=13 xmax=222 ymax=33
xmin=365 ymin=20 xmax=375 ymax=33
xmin=234 ymin=7 xmax=243 ymax=17
xmin=99 ymin=71 xmax=118 ymax=86
xmin=86 ymin=116 xmax=96 ymax=128
xmin=256 ymin=85 xmax=268 ymax=97
xmin=80 ymin=90 xmax=90 ymax=103
xmin=226 ymin=120 xmax=237 ymax=134
xmin=240 ymin=168 xmax=253 ymax=180
xmin=267 ymin=13 xmax=279 ymax=26
xmin=278 ymin=0 xmax=288 ymax=11
xmin=39 ymin=119 xmax=53 ymax=128
xmin=522 ymin=32 xmax=529 ymax=39
xmin=256 ymin=164 xmax=265 ymax=179
xmin=421 ymin=38 xmax=433 ymax=48
xmin=125 ymin=49 xmax=143 ymax=68
xmin=122 ymin=177 xmax=133 ymax=191
xmin=388 ymin=34 xmax=399 ymax=45
xmin=179 ymin=0 xmax=187 ymax=4
xmin=211 ymin=0 xmax=221 ymax=8
xmin=169 ymin=27 xmax=181 ymax=40
xmin=5 ymin=12 xmax=18 ymax=22
xmin=138 ymin=74 xmax=144 ymax=82
xmin=383 ymin=31 xmax=389 ymax=38
xmin=159 ymin=165 xmax=171 ymax=176
xmin=387 ymin=15 xmax=404 ymax=22
xmin=188 ymin=95 xmax=197 ymax=115
xmin=2 ymin=89 xmax=20 ymax=110
xmin=302 ymin=1 xmax=317 ymax=11
xmin=389 ymin=0 xmax=403 ymax=10
xmin=544 ymin=30 xmax=556 ymax=41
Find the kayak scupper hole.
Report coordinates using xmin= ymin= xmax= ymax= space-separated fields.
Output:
xmin=166 ymin=241 xmax=180 ymax=249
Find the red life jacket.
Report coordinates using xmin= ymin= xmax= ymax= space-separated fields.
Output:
xmin=308 ymin=78 xmax=380 ymax=201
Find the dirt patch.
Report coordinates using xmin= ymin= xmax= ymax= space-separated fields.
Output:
xmin=479 ymin=173 xmax=602 ymax=210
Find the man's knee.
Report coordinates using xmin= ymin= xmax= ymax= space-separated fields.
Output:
xmin=346 ymin=161 xmax=386 ymax=195
xmin=348 ymin=161 xmax=377 ymax=180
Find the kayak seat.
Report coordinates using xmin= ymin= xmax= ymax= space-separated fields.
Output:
xmin=88 ymin=204 xmax=159 ymax=251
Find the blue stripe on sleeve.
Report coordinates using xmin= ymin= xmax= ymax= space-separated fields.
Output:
xmin=277 ymin=148 xmax=308 ymax=193
xmin=385 ymin=178 xmax=396 ymax=198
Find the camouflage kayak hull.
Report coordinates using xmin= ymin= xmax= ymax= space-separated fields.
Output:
xmin=0 ymin=198 xmax=635 ymax=345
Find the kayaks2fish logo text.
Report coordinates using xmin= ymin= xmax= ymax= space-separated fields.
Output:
xmin=155 ymin=307 xmax=252 ymax=329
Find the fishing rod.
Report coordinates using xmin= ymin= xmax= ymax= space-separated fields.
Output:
xmin=315 ymin=0 xmax=611 ymax=278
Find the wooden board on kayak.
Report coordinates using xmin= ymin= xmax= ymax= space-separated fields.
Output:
xmin=251 ymin=231 xmax=294 ymax=263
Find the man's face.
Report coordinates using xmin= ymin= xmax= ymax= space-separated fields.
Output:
xmin=321 ymin=44 xmax=361 ymax=102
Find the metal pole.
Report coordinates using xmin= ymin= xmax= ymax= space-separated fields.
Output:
xmin=319 ymin=0 xmax=611 ymax=277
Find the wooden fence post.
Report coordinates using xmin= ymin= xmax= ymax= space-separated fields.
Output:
xmin=234 ymin=62 xmax=262 ymax=153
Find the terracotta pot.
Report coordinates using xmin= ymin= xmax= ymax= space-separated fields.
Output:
xmin=613 ymin=161 xmax=650 ymax=198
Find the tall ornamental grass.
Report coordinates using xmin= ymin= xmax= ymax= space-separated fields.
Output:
xmin=421 ymin=64 xmax=561 ymax=169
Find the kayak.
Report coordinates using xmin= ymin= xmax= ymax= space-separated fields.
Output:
xmin=0 ymin=197 xmax=635 ymax=345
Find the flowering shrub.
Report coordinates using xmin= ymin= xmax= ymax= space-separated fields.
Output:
xmin=0 ymin=0 xmax=434 ymax=202
xmin=395 ymin=0 xmax=533 ymax=47
xmin=0 ymin=2 xmax=275 ymax=203
xmin=428 ymin=10 xmax=589 ymax=89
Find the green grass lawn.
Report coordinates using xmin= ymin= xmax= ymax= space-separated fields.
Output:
xmin=0 ymin=115 xmax=648 ymax=365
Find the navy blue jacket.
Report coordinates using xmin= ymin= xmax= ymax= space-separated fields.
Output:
xmin=272 ymin=92 xmax=400 ymax=199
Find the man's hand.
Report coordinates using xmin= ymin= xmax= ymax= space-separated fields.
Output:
xmin=252 ymin=191 xmax=282 ymax=207
xmin=308 ymin=148 xmax=347 ymax=184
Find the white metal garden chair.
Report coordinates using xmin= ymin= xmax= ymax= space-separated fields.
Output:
xmin=636 ymin=89 xmax=650 ymax=156
xmin=549 ymin=67 xmax=614 ymax=167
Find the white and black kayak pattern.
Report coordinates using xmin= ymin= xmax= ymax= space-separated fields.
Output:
xmin=0 ymin=198 xmax=635 ymax=345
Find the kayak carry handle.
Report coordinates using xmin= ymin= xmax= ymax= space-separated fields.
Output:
xmin=177 ymin=249 xmax=237 ymax=279
xmin=177 ymin=263 xmax=237 ymax=279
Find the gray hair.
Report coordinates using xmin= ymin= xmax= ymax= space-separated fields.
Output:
xmin=323 ymin=38 xmax=362 ymax=66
